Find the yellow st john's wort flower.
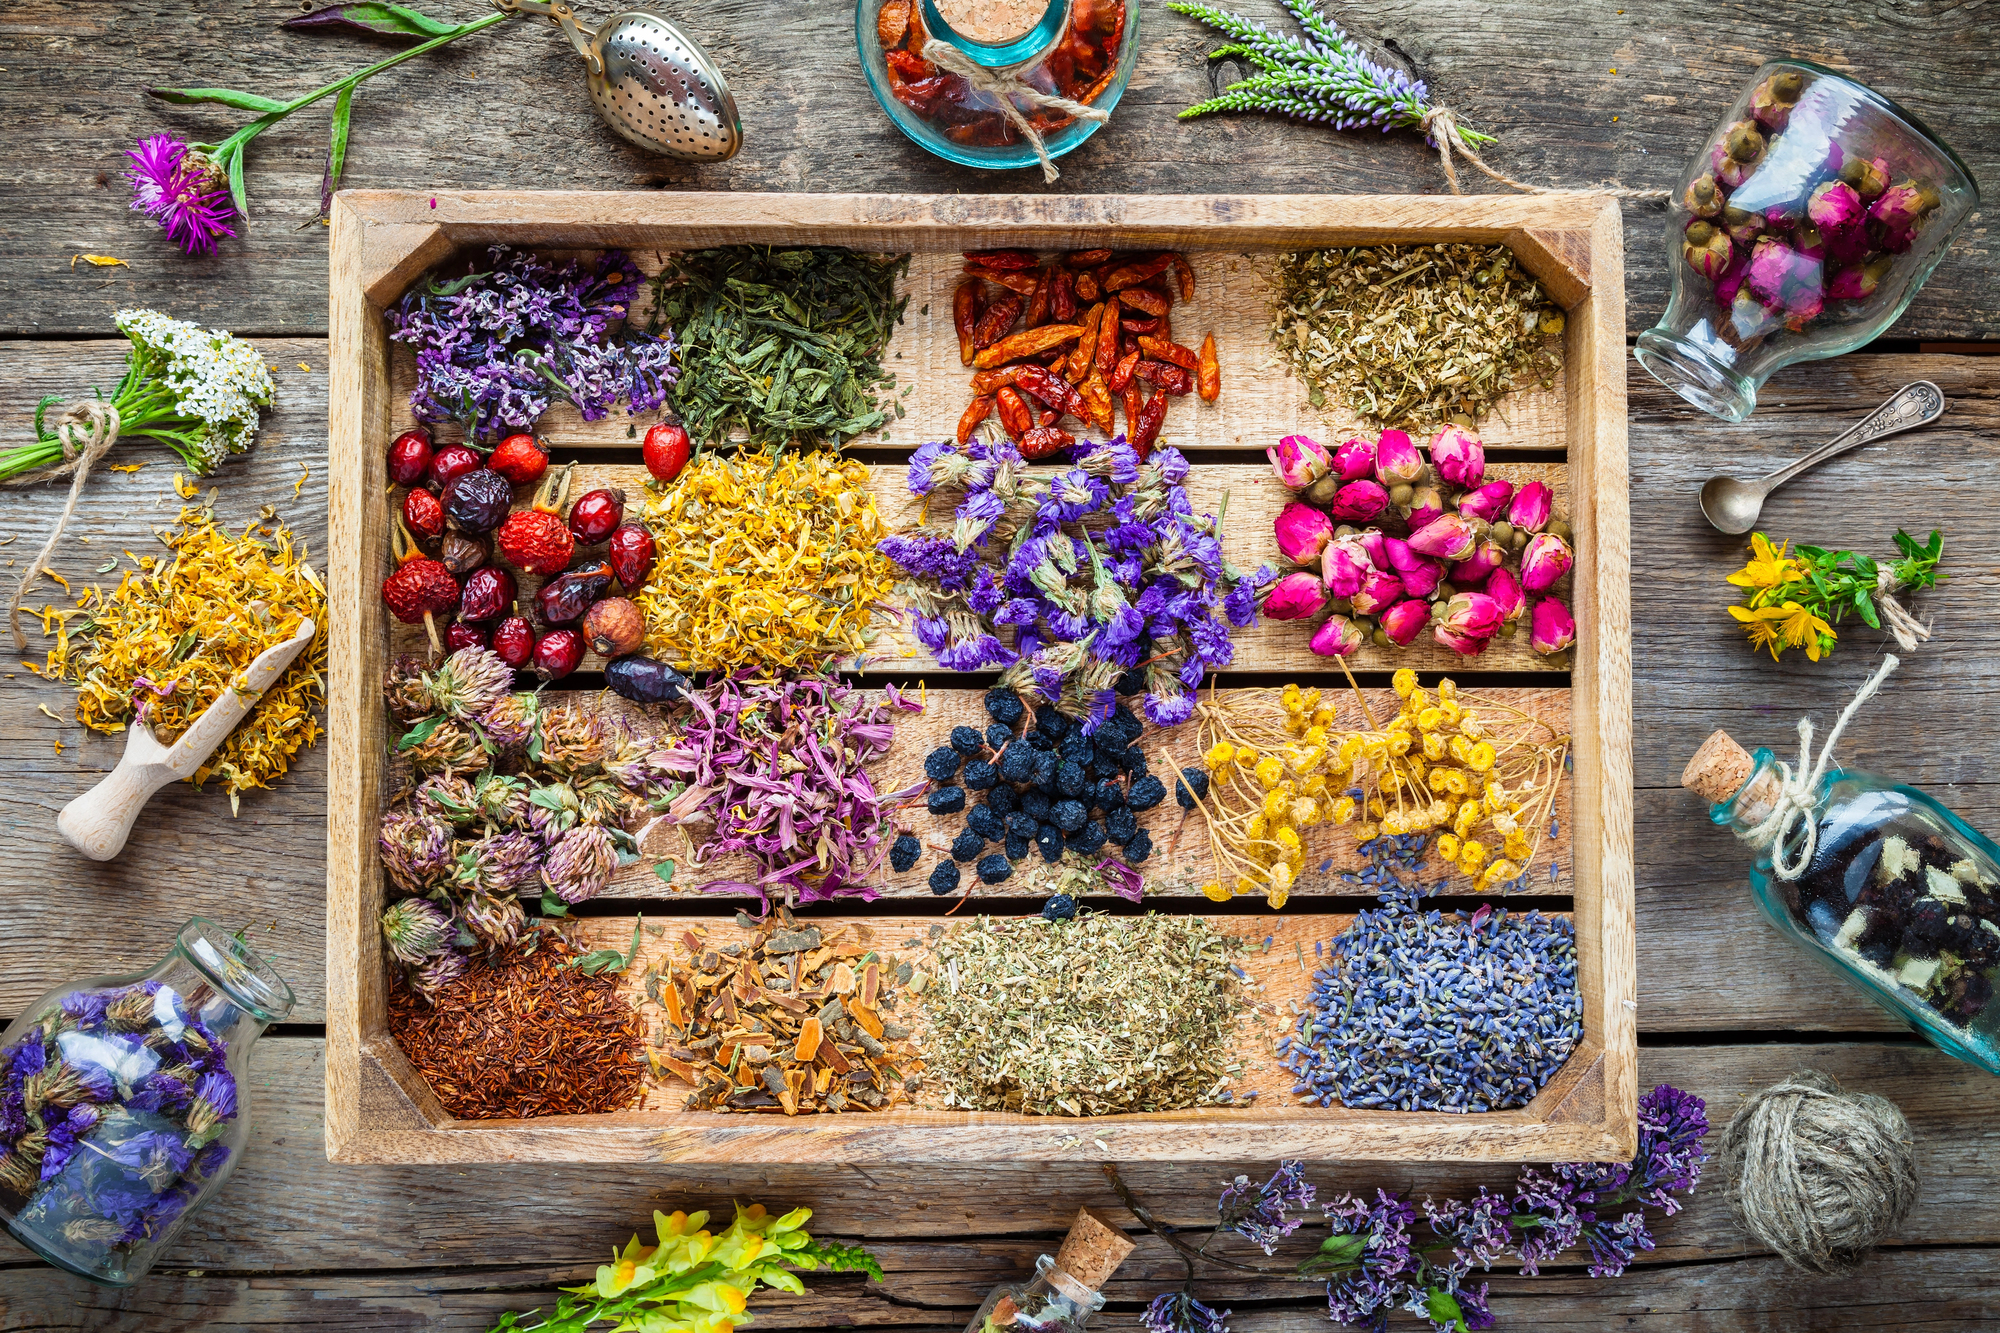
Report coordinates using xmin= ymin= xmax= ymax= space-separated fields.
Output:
xmin=1726 ymin=532 xmax=1804 ymax=595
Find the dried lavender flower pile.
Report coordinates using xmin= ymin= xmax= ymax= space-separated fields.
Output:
xmin=377 ymin=647 xmax=685 ymax=997
xmin=923 ymin=913 xmax=1249 ymax=1117
xmin=881 ymin=437 xmax=1272 ymax=728
xmin=1281 ymin=901 xmax=1581 ymax=1112
xmin=387 ymin=245 xmax=676 ymax=442
xmin=658 ymin=675 xmax=926 ymax=907
xmin=0 ymin=984 xmax=237 ymax=1277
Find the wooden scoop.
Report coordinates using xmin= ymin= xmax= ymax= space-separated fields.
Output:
xmin=58 ymin=616 xmax=318 ymax=861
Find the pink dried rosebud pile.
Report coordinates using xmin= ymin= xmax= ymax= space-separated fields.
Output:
xmin=1679 ymin=66 xmax=1949 ymax=338
xmin=1263 ymin=426 xmax=1577 ymax=662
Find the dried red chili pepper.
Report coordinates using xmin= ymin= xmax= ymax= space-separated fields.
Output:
xmin=1067 ymin=301 xmax=1103 ymax=383
xmin=1038 ymin=345 xmax=1070 ymax=367
xmin=1138 ymin=335 xmax=1200 ymax=372
xmin=995 ymin=386 xmax=1035 ymax=437
xmin=1118 ymin=286 xmax=1170 ymax=317
xmin=890 ymin=73 xmax=950 ymax=116
xmin=1075 ymin=269 xmax=1100 ymax=302
xmin=957 ymin=395 xmax=995 ymax=443
xmin=1065 ymin=248 xmax=1115 ymax=268
xmin=1094 ymin=294 xmax=1122 ymax=377
xmin=1119 ymin=315 xmax=1161 ymax=335
xmin=1018 ymin=425 xmax=1075 ymax=459
xmin=971 ymin=291 xmax=1024 ymax=348
xmin=1015 ymin=365 xmax=1088 ymax=419
xmin=1170 ymin=253 xmax=1196 ymax=302
xmin=1080 ymin=371 xmax=1113 ymax=433
xmin=1197 ymin=332 xmax=1220 ymax=402
xmin=953 ymin=278 xmax=980 ymax=366
xmin=1049 ymin=269 xmax=1077 ymax=322
xmin=886 ymin=49 xmax=937 ymax=78
xmin=969 ymin=365 xmax=1033 ymax=394
xmin=965 ymin=248 xmax=1039 ymax=271
xmin=1024 ymin=270 xmax=1051 ymax=328
xmin=1132 ymin=388 xmax=1167 ymax=455
xmin=972 ymin=322 xmax=1083 ymax=368
xmin=877 ymin=0 xmax=911 ymax=47
xmin=1134 ymin=360 xmax=1195 ymax=396
xmin=1120 ymin=381 xmax=1142 ymax=436
xmin=964 ymin=265 xmax=1039 ymax=295
xmin=1104 ymin=253 xmax=1175 ymax=292
xmin=1107 ymin=347 xmax=1140 ymax=393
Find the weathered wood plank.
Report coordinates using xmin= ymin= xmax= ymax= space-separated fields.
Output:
xmin=0 ymin=1039 xmax=1986 ymax=1268
xmin=0 ymin=1 xmax=1991 ymax=337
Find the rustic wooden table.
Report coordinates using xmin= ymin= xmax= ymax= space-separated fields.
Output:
xmin=1 ymin=1 xmax=1996 ymax=1328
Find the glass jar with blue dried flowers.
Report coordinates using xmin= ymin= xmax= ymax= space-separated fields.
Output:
xmin=0 ymin=918 xmax=294 ymax=1287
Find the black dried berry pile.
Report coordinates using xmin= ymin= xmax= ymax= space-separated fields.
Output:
xmin=912 ymin=687 xmax=1161 ymax=895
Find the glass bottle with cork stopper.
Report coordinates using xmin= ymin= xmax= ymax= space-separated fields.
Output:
xmin=964 ymin=1206 xmax=1135 ymax=1333
xmin=1684 ymin=726 xmax=2000 ymax=1075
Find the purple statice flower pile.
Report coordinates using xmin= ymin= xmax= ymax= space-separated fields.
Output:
xmin=0 ymin=982 xmax=237 ymax=1265
xmin=387 ymin=245 xmax=677 ymax=442
xmin=124 ymin=134 xmax=237 ymax=257
xmin=1142 ymin=1090 xmax=1707 ymax=1333
xmin=881 ymin=436 xmax=1273 ymax=730
xmin=1279 ymin=900 xmax=1581 ymax=1113
xmin=1219 ymin=1159 xmax=1317 ymax=1254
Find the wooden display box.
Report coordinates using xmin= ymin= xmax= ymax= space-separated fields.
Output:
xmin=326 ymin=192 xmax=1632 ymax=1164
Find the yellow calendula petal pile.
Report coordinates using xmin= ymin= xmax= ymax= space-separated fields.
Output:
xmin=36 ymin=507 xmax=328 ymax=811
xmin=633 ymin=449 xmax=896 ymax=674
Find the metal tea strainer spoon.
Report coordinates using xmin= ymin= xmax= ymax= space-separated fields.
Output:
xmin=1698 ymin=381 xmax=1946 ymax=535
xmin=494 ymin=0 xmax=741 ymax=161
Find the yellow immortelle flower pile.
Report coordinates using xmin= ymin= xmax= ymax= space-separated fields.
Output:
xmin=35 ymin=507 xmax=327 ymax=812
xmin=1189 ymin=668 xmax=1568 ymax=908
xmin=634 ymin=448 xmax=897 ymax=674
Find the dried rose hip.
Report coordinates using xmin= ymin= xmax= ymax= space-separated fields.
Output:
xmin=387 ymin=428 xmax=433 ymax=486
xmin=534 ymin=628 xmax=585 ymax=681
xmin=568 ymin=487 xmax=626 ymax=545
xmin=496 ymin=464 xmax=575 ymax=575
xmin=606 ymin=655 xmax=689 ymax=704
xmin=428 ymin=443 xmax=481 ymax=490
xmin=488 ymin=433 xmax=549 ymax=485
xmin=444 ymin=468 xmax=514 ymax=535
xmin=491 ymin=615 xmax=536 ymax=669
xmin=606 ymin=523 xmax=656 ymax=590
xmin=582 ymin=596 xmax=646 ymax=659
xmin=438 ymin=532 xmax=489 ymax=576
xmin=459 ymin=565 xmax=517 ymax=623
xmin=536 ymin=561 xmax=614 ymax=626
xmin=444 ymin=620 xmax=488 ymax=652
xmin=402 ymin=487 xmax=445 ymax=540
xmin=642 ymin=420 xmax=691 ymax=484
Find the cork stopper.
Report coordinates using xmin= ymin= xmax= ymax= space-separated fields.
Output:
xmin=1051 ymin=1207 xmax=1135 ymax=1291
xmin=1682 ymin=729 xmax=1755 ymax=805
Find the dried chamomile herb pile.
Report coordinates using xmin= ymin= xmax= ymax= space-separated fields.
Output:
xmin=923 ymin=914 xmax=1249 ymax=1116
xmin=644 ymin=913 xmax=920 ymax=1115
xmin=1270 ymin=244 xmax=1564 ymax=432
xmin=648 ymin=246 xmax=908 ymax=448
xmin=37 ymin=506 xmax=327 ymax=811
xmin=633 ymin=448 xmax=898 ymax=674
xmin=1187 ymin=670 xmax=1568 ymax=905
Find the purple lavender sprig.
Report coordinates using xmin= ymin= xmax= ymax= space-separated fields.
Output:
xmin=1218 ymin=1160 xmax=1316 ymax=1254
xmin=1166 ymin=0 xmax=1495 ymax=148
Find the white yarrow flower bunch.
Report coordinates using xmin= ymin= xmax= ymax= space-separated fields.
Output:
xmin=112 ymin=308 xmax=274 ymax=472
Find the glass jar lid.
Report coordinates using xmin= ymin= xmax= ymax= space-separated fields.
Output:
xmin=921 ymin=0 xmax=1067 ymax=66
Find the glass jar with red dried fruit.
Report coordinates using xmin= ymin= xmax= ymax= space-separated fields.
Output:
xmin=858 ymin=0 xmax=1137 ymax=171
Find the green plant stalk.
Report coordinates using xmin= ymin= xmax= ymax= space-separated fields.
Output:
xmin=6 ymin=351 xmax=218 ymax=480
xmin=164 ymin=10 xmax=515 ymax=219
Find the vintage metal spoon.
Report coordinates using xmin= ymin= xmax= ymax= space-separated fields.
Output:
xmin=1699 ymin=381 xmax=1946 ymax=535
xmin=494 ymin=0 xmax=741 ymax=161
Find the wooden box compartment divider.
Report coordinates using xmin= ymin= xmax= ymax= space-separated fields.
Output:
xmin=327 ymin=192 xmax=1633 ymax=1164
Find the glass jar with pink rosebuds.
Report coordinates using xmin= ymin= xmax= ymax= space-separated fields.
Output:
xmin=1636 ymin=60 xmax=1978 ymax=422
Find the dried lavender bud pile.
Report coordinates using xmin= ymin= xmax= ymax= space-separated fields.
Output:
xmin=1281 ymin=902 xmax=1581 ymax=1112
xmin=923 ymin=914 xmax=1248 ymax=1116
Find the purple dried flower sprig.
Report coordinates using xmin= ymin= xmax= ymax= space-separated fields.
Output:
xmin=882 ymin=436 xmax=1271 ymax=729
xmin=1109 ymin=1086 xmax=1707 ymax=1333
xmin=137 ymin=4 xmax=515 ymax=251
xmin=1166 ymin=0 xmax=1493 ymax=151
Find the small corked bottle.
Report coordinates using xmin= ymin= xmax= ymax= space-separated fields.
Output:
xmin=1684 ymin=728 xmax=2000 ymax=1075
xmin=963 ymin=1206 xmax=1135 ymax=1333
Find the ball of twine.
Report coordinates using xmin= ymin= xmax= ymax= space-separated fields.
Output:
xmin=1718 ymin=1070 xmax=1919 ymax=1276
